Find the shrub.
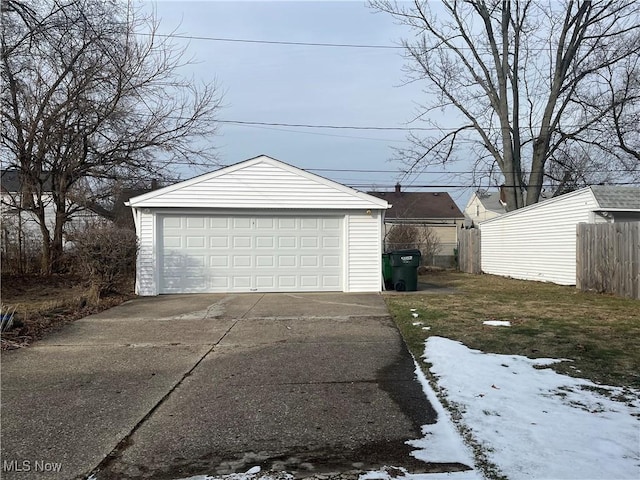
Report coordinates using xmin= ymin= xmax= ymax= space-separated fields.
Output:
xmin=385 ymin=224 xmax=442 ymax=265
xmin=69 ymin=222 xmax=138 ymax=300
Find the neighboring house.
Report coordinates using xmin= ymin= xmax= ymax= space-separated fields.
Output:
xmin=0 ymin=170 xmax=99 ymax=249
xmin=368 ymin=185 xmax=465 ymax=266
xmin=464 ymin=190 xmax=506 ymax=226
xmin=479 ymin=185 xmax=640 ymax=285
xmin=126 ymin=155 xmax=390 ymax=295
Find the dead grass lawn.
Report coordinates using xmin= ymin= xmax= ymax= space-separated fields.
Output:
xmin=385 ymin=271 xmax=640 ymax=389
xmin=1 ymin=274 xmax=133 ymax=349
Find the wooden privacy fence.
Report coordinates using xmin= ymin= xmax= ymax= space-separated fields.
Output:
xmin=458 ymin=228 xmax=481 ymax=274
xmin=576 ymin=223 xmax=640 ymax=300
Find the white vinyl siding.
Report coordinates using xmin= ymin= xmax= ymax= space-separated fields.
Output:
xmin=129 ymin=159 xmax=388 ymax=210
xmin=136 ymin=210 xmax=157 ymax=296
xmin=479 ymin=189 xmax=599 ymax=285
xmin=347 ymin=212 xmax=383 ymax=292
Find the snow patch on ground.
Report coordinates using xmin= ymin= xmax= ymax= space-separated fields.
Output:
xmin=424 ymin=336 xmax=640 ymax=480
xmin=482 ymin=320 xmax=511 ymax=327
xmin=409 ymin=360 xmax=477 ymax=467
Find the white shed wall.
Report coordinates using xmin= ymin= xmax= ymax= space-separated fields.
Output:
xmin=135 ymin=210 xmax=157 ymax=296
xmin=479 ymin=189 xmax=598 ymax=285
xmin=346 ymin=212 xmax=383 ymax=292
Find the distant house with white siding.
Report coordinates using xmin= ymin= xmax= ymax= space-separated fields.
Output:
xmin=126 ymin=155 xmax=390 ymax=295
xmin=479 ymin=186 xmax=640 ymax=285
xmin=0 ymin=169 xmax=101 ymax=255
xmin=464 ymin=190 xmax=506 ymax=227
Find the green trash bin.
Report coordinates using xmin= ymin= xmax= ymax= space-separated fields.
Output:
xmin=390 ymin=249 xmax=421 ymax=291
xmin=382 ymin=253 xmax=393 ymax=290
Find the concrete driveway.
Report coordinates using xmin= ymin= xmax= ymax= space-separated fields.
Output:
xmin=1 ymin=293 xmax=453 ymax=480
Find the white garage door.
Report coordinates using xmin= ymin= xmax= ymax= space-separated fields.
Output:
xmin=159 ymin=215 xmax=343 ymax=293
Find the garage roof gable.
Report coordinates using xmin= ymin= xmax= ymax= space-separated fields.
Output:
xmin=127 ymin=155 xmax=390 ymax=210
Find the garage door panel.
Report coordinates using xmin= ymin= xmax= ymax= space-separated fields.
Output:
xmin=301 ymin=236 xmax=318 ymax=248
xmin=256 ymin=218 xmax=274 ymax=229
xmin=232 ymin=276 xmax=251 ymax=288
xmin=323 ymin=218 xmax=341 ymax=229
xmin=210 ymin=277 xmax=229 ymax=289
xmin=323 ymin=236 xmax=339 ymax=248
xmin=278 ymin=255 xmax=296 ymax=267
xmin=256 ymin=236 xmax=274 ymax=248
xmin=163 ymin=217 xmax=181 ymax=228
xmin=209 ymin=256 xmax=228 ymax=267
xmin=233 ymin=236 xmax=252 ymax=248
xmin=256 ymin=255 xmax=274 ymax=267
xmin=210 ymin=236 xmax=228 ymax=248
xmin=164 ymin=236 xmax=182 ymax=248
xmin=300 ymin=255 xmax=319 ymax=267
xmin=323 ymin=255 xmax=340 ymax=267
xmin=279 ymin=236 xmax=296 ymax=248
xmin=186 ymin=236 xmax=205 ymax=248
xmin=187 ymin=217 xmax=205 ymax=228
xmin=232 ymin=255 xmax=252 ymax=267
xmin=160 ymin=215 xmax=342 ymax=293
xmin=255 ymin=276 xmax=275 ymax=288
xmin=234 ymin=218 xmax=251 ymax=228
xmin=301 ymin=218 xmax=318 ymax=229
xmin=300 ymin=276 xmax=319 ymax=287
xmin=278 ymin=218 xmax=296 ymax=229
xmin=323 ymin=276 xmax=341 ymax=288
xmin=209 ymin=217 xmax=226 ymax=228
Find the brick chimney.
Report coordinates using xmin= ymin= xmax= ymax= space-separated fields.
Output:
xmin=395 ymin=183 xmax=401 ymax=194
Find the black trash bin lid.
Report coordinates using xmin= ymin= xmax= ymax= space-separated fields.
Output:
xmin=390 ymin=249 xmax=422 ymax=257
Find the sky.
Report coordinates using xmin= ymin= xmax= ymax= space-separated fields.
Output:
xmin=178 ymin=334 xmax=640 ymax=480
xmin=145 ymin=0 xmax=477 ymax=208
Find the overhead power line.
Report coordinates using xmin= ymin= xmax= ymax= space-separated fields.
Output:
xmin=219 ymin=119 xmax=422 ymax=131
xmin=346 ymin=182 xmax=640 ymax=189
xmin=145 ymin=33 xmax=401 ymax=49
xmin=145 ymin=33 xmax=628 ymax=53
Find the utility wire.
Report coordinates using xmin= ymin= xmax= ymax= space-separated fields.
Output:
xmin=144 ymin=32 xmax=401 ymax=49
xmin=168 ymin=162 xmax=639 ymax=175
xmin=346 ymin=182 xmax=640 ymax=188
xmin=146 ymin=32 xmax=633 ymax=53
xmin=219 ymin=119 xmax=425 ymax=131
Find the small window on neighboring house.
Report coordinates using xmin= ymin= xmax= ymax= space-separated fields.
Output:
xmin=476 ymin=205 xmax=480 ymax=216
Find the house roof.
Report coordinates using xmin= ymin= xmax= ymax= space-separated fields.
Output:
xmin=127 ymin=155 xmax=390 ymax=210
xmin=473 ymin=191 xmax=506 ymax=214
xmin=367 ymin=190 xmax=463 ymax=220
xmin=590 ymin=185 xmax=640 ymax=210
xmin=1 ymin=169 xmax=53 ymax=192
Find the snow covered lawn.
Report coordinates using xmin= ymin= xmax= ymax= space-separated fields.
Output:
xmin=423 ymin=336 xmax=640 ymax=479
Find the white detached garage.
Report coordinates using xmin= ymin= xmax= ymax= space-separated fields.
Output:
xmin=127 ymin=155 xmax=390 ymax=295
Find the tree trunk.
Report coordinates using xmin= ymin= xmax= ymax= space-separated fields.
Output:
xmin=37 ymin=213 xmax=52 ymax=274
xmin=527 ymin=140 xmax=548 ymax=206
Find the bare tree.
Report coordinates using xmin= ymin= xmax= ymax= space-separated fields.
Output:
xmin=384 ymin=223 xmax=441 ymax=264
xmin=1 ymin=0 xmax=223 ymax=273
xmin=371 ymin=0 xmax=640 ymax=210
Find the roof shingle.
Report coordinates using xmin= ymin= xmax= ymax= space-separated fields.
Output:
xmin=590 ymin=186 xmax=640 ymax=209
xmin=367 ymin=190 xmax=463 ymax=219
